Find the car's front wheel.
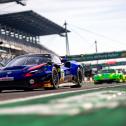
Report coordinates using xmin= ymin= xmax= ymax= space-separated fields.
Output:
xmin=51 ymin=67 xmax=59 ymax=89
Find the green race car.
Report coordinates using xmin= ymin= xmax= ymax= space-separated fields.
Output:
xmin=93 ymin=69 xmax=124 ymax=84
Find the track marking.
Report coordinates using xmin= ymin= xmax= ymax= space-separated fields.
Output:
xmin=0 ymin=84 xmax=125 ymax=105
xmin=0 ymin=90 xmax=126 ymax=115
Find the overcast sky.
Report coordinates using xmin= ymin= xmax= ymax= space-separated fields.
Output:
xmin=0 ymin=0 xmax=126 ymax=56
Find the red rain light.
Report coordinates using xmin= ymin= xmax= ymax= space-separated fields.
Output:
xmin=106 ymin=61 xmax=116 ymax=65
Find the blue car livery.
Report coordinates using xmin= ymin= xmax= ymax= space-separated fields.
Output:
xmin=0 ymin=54 xmax=83 ymax=92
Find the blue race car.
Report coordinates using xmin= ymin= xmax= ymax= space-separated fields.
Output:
xmin=0 ymin=53 xmax=83 ymax=92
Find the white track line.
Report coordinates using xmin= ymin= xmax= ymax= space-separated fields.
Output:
xmin=0 ymin=90 xmax=125 ymax=115
xmin=0 ymin=84 xmax=125 ymax=105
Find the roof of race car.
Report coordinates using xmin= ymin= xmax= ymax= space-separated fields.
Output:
xmin=15 ymin=53 xmax=52 ymax=58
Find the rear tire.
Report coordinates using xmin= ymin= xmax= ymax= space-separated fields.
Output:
xmin=71 ymin=67 xmax=83 ymax=88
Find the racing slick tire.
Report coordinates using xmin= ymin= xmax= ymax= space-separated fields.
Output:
xmin=71 ymin=67 xmax=83 ymax=88
xmin=118 ymin=78 xmax=123 ymax=83
xmin=51 ymin=67 xmax=59 ymax=89
xmin=44 ymin=67 xmax=59 ymax=90
xmin=116 ymin=77 xmax=123 ymax=83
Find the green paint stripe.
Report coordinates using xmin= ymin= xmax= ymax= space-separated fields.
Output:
xmin=0 ymin=85 xmax=126 ymax=108
xmin=0 ymin=107 xmax=126 ymax=126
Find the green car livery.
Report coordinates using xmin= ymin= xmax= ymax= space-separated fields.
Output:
xmin=93 ymin=69 xmax=124 ymax=84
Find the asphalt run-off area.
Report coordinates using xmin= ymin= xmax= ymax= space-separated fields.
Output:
xmin=0 ymin=82 xmax=126 ymax=126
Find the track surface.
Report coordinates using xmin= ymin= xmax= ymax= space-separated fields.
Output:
xmin=0 ymin=82 xmax=125 ymax=102
xmin=0 ymin=82 xmax=126 ymax=126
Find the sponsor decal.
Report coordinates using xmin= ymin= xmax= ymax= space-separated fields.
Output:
xmin=0 ymin=77 xmax=14 ymax=81
xmin=7 ymin=71 xmax=12 ymax=75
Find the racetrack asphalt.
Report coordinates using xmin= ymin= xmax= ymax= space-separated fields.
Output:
xmin=0 ymin=82 xmax=126 ymax=102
